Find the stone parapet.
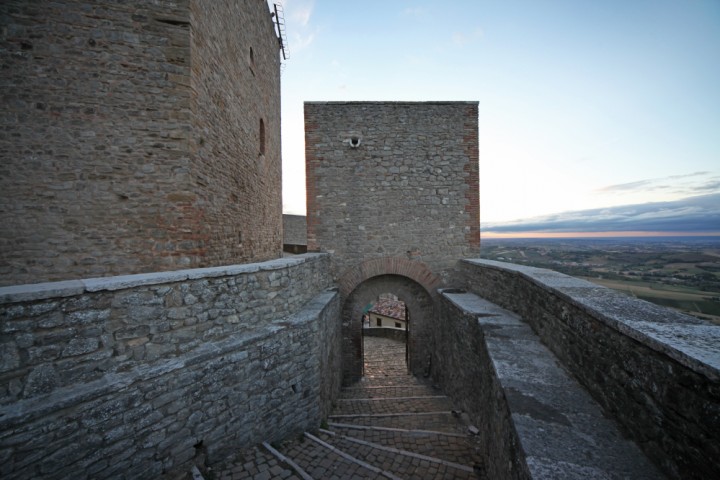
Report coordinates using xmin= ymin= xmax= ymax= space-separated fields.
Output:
xmin=457 ymin=259 xmax=719 ymax=479
xmin=0 ymin=254 xmax=340 ymax=479
xmin=434 ymin=290 xmax=664 ymax=479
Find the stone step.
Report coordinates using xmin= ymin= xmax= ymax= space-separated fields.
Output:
xmin=327 ymin=423 xmax=483 ymax=467
xmin=333 ymin=395 xmax=452 ymax=415
xmin=314 ymin=430 xmax=480 ymax=480
xmin=353 ymin=374 xmax=423 ymax=388
xmin=340 ymin=384 xmax=440 ymax=400
xmin=328 ymin=411 xmax=467 ymax=434
xmin=277 ymin=433 xmax=386 ymax=479
xmin=215 ymin=445 xmax=304 ymax=480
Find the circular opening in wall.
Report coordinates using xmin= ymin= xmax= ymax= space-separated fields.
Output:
xmin=350 ymin=137 xmax=361 ymax=148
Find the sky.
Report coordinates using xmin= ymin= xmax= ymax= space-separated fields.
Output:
xmin=275 ymin=0 xmax=720 ymax=235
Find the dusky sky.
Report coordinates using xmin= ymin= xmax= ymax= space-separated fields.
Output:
xmin=275 ymin=0 xmax=720 ymax=235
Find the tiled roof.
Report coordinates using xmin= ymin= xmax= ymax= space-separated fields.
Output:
xmin=369 ymin=299 xmax=406 ymax=321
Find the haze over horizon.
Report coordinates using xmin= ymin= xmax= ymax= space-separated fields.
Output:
xmin=277 ymin=1 xmax=720 ymax=234
xmin=482 ymin=192 xmax=720 ymax=238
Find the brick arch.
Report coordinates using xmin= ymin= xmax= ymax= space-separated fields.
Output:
xmin=338 ymin=257 xmax=441 ymax=298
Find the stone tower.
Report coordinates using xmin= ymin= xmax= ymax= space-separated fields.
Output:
xmin=304 ymin=101 xmax=480 ymax=281
xmin=0 ymin=0 xmax=283 ymax=286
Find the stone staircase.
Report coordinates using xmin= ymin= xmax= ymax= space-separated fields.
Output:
xmin=212 ymin=336 xmax=483 ymax=479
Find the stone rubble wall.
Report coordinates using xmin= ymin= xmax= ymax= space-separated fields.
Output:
xmin=0 ymin=0 xmax=282 ymax=286
xmin=0 ymin=253 xmax=340 ymax=479
xmin=457 ymin=259 xmax=719 ymax=480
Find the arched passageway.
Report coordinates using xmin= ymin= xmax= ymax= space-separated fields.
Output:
xmin=362 ymin=293 xmax=409 ymax=378
xmin=341 ymin=274 xmax=435 ymax=385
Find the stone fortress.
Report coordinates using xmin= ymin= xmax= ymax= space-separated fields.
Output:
xmin=0 ymin=1 xmax=717 ymax=479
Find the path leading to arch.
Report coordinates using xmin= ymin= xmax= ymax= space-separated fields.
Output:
xmin=214 ymin=336 xmax=485 ymax=479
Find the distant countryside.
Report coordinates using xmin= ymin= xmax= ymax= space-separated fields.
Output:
xmin=480 ymin=237 xmax=720 ymax=324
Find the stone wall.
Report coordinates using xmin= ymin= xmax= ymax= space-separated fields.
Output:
xmin=190 ymin=0 xmax=283 ymax=267
xmin=433 ymin=290 xmax=664 ymax=479
xmin=458 ymin=259 xmax=719 ymax=479
xmin=0 ymin=0 xmax=282 ymax=286
xmin=431 ymin=291 xmax=536 ymax=479
xmin=304 ymin=102 xmax=479 ymax=282
xmin=0 ymin=254 xmax=340 ymax=479
xmin=282 ymin=214 xmax=308 ymax=253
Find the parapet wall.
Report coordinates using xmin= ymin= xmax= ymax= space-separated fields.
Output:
xmin=434 ymin=290 xmax=664 ymax=479
xmin=0 ymin=254 xmax=340 ymax=479
xmin=457 ymin=259 xmax=719 ymax=479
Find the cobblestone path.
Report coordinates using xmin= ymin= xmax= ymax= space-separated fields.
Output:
xmin=212 ymin=336 xmax=484 ymax=479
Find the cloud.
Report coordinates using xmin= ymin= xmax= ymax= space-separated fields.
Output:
xmin=483 ymin=193 xmax=720 ymax=234
xmin=291 ymin=30 xmax=316 ymax=52
xmin=287 ymin=0 xmax=314 ymax=27
xmin=596 ymin=172 xmax=716 ymax=196
xmin=451 ymin=28 xmax=484 ymax=47
xmin=282 ymin=0 xmax=317 ymax=53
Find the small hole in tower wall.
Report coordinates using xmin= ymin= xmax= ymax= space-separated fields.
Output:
xmin=350 ymin=137 xmax=360 ymax=148
xmin=291 ymin=384 xmax=297 ymax=393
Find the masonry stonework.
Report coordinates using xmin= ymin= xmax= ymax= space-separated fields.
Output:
xmin=0 ymin=254 xmax=340 ymax=479
xmin=457 ymin=259 xmax=719 ymax=479
xmin=1 ymin=3 xmax=716 ymax=478
xmin=305 ymin=101 xmax=480 ymax=282
xmin=0 ymin=0 xmax=282 ymax=286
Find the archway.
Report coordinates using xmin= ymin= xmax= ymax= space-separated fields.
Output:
xmin=362 ymin=292 xmax=409 ymax=378
xmin=341 ymin=274 xmax=435 ymax=386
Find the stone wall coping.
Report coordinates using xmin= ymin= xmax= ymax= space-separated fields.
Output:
xmin=462 ymin=258 xmax=720 ymax=380
xmin=0 ymin=253 xmax=328 ymax=304
xmin=439 ymin=290 xmax=664 ymax=479
xmin=0 ymin=287 xmax=339 ymax=429
xmin=304 ymin=101 xmax=478 ymax=105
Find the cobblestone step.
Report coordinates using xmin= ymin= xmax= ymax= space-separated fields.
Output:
xmin=313 ymin=430 xmax=478 ymax=480
xmin=328 ymin=411 xmax=467 ymax=435
xmin=339 ymin=385 xmax=439 ymax=400
xmin=215 ymin=445 xmax=303 ymax=480
xmin=333 ymin=395 xmax=452 ymax=415
xmin=277 ymin=433 xmax=388 ymax=479
xmin=356 ymin=375 xmax=423 ymax=388
xmin=210 ymin=336 xmax=484 ymax=479
xmin=326 ymin=423 xmax=482 ymax=467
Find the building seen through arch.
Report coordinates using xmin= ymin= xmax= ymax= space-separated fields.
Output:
xmin=362 ymin=293 xmax=409 ymax=375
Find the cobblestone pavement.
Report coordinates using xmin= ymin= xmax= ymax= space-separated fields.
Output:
xmin=211 ymin=336 xmax=484 ymax=479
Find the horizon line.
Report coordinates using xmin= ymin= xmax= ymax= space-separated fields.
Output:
xmin=481 ymin=231 xmax=720 ymax=239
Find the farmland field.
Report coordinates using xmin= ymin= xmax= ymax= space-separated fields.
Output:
xmin=480 ymin=236 xmax=720 ymax=324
